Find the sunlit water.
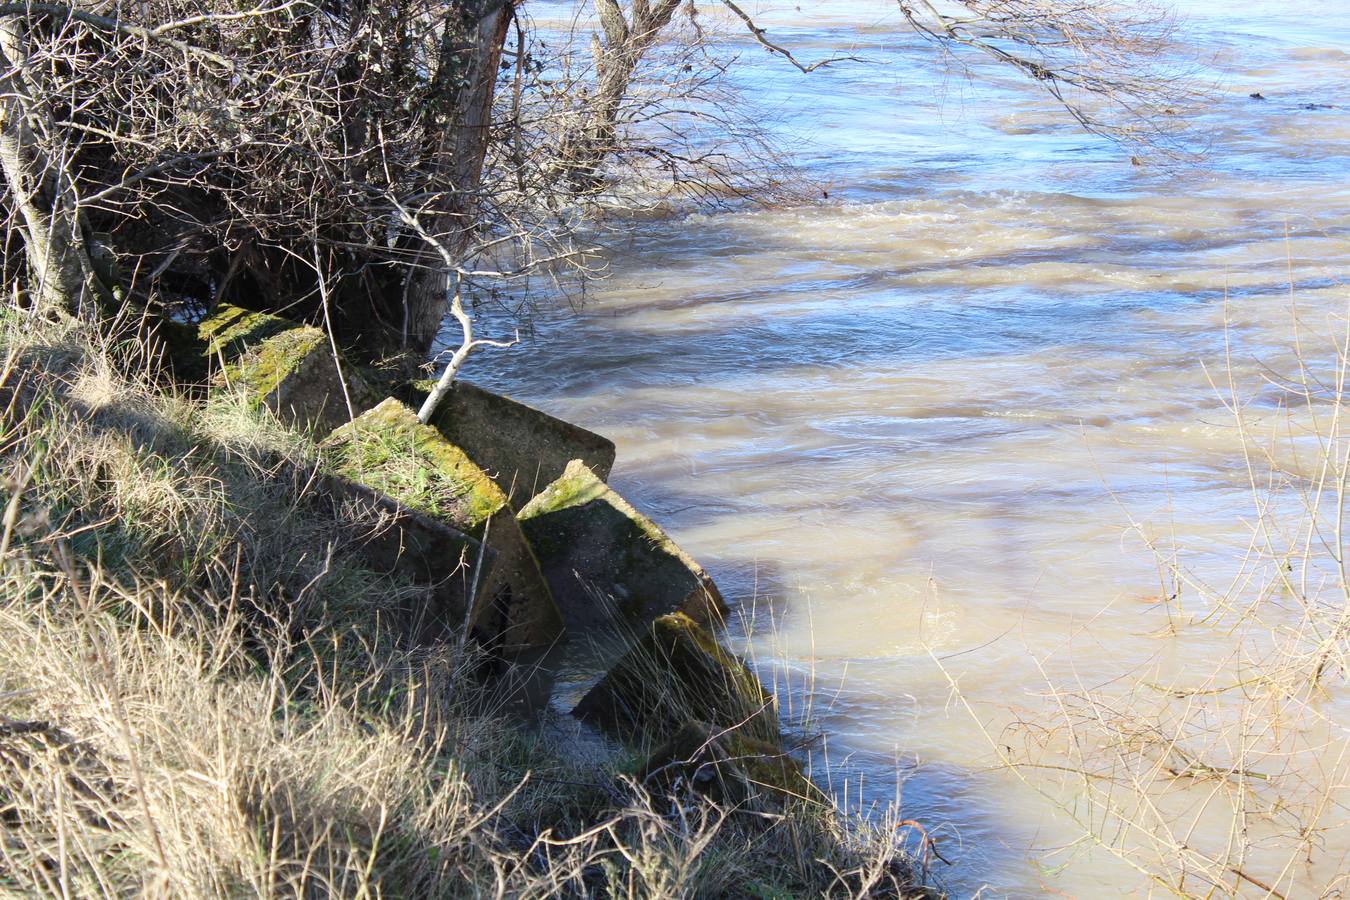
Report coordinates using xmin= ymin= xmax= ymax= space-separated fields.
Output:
xmin=456 ymin=2 xmax=1350 ymax=895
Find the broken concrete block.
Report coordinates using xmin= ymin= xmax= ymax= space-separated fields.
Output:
xmin=638 ymin=720 xmax=825 ymax=808
xmin=323 ymin=398 xmax=563 ymax=651
xmin=516 ymin=460 xmax=725 ymax=634
xmin=199 ymin=304 xmax=374 ymax=433
xmin=421 ymin=380 xmax=615 ymax=505
xmin=310 ymin=472 xmax=491 ymax=644
xmin=573 ymin=612 xmax=775 ymax=747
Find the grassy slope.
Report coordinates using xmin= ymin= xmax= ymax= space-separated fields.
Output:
xmin=0 ymin=313 xmax=924 ymax=899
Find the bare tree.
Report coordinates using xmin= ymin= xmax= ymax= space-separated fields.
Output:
xmin=557 ymin=0 xmax=685 ymax=188
xmin=0 ymin=9 xmax=113 ymax=316
xmin=0 ymin=1 xmax=525 ymax=361
xmin=0 ymin=0 xmax=1201 ymax=375
xmin=549 ymin=0 xmax=854 ymax=196
xmin=543 ymin=0 xmax=1198 ymax=203
xmin=392 ymin=2 xmax=520 ymax=357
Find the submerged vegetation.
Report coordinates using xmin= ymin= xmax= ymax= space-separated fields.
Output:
xmin=975 ymin=294 xmax=1350 ymax=896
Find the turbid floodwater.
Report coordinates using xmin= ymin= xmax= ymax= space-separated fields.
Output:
xmin=458 ymin=2 xmax=1350 ymax=895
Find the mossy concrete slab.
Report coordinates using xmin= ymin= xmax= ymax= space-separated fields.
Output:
xmin=199 ymin=304 xmax=375 ymax=433
xmin=421 ymin=380 xmax=615 ymax=506
xmin=311 ymin=472 xmax=491 ymax=644
xmin=638 ymin=721 xmax=825 ymax=808
xmin=573 ymin=612 xmax=776 ymax=747
xmin=324 ymin=398 xmax=563 ymax=651
xmin=516 ymin=460 xmax=725 ymax=634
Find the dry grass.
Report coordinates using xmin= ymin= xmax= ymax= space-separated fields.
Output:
xmin=0 ymin=309 xmax=925 ymax=899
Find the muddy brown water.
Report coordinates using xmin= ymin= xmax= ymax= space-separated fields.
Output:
xmin=458 ymin=2 xmax=1350 ymax=894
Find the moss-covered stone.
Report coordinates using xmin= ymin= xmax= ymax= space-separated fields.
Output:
xmin=311 ymin=473 xmax=491 ymax=644
xmin=324 ymin=399 xmax=563 ymax=650
xmin=638 ymin=720 xmax=826 ymax=808
xmin=574 ymin=612 xmax=777 ymax=747
xmin=516 ymin=460 xmax=725 ymax=633
xmin=325 ymin=398 xmax=501 ymax=525
xmin=414 ymin=380 xmax=616 ymax=506
xmin=198 ymin=304 xmax=375 ymax=433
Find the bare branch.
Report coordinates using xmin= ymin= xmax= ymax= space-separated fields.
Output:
xmin=388 ymin=197 xmax=519 ymax=423
xmin=719 ymin=0 xmax=861 ymax=73
xmin=893 ymin=0 xmax=1205 ymax=154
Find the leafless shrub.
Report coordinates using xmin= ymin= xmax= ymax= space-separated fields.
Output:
xmin=0 ymin=1 xmax=537 ymax=359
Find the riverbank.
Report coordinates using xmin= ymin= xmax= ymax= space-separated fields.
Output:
xmin=0 ymin=309 xmax=933 ymax=898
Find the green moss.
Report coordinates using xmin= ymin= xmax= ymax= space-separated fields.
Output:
xmin=651 ymin=612 xmax=774 ymax=734
xmin=516 ymin=460 xmax=726 ymax=629
xmin=654 ymin=612 xmax=740 ymax=670
xmin=401 ymin=378 xmax=436 ymax=406
xmin=324 ymin=399 xmax=505 ymax=532
xmin=724 ymin=732 xmax=823 ymax=803
xmin=235 ymin=327 xmax=325 ymax=404
xmin=516 ymin=459 xmax=672 ymax=567
xmin=197 ymin=304 xmax=328 ymax=407
xmin=199 ymin=304 xmax=294 ymax=354
xmin=638 ymin=720 xmax=825 ymax=809
xmin=574 ymin=612 xmax=780 ymax=748
xmin=516 ymin=459 xmax=609 ymax=519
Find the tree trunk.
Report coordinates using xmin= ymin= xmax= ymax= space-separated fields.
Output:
xmin=0 ymin=15 xmax=110 ymax=315
xmin=343 ymin=1 xmax=517 ymax=361
xmin=558 ymin=0 xmax=683 ymax=190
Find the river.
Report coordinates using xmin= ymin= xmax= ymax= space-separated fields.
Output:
xmin=459 ymin=2 xmax=1350 ymax=895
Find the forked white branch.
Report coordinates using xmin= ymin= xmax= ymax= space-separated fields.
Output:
xmin=388 ymin=198 xmax=520 ymax=424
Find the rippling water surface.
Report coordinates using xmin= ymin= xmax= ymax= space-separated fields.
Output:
xmin=458 ymin=2 xmax=1350 ymax=894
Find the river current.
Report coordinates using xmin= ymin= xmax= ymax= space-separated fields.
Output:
xmin=457 ymin=2 xmax=1350 ymax=895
